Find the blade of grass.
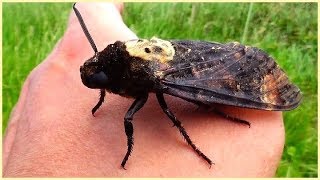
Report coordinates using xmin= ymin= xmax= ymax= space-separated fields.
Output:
xmin=241 ymin=2 xmax=254 ymax=43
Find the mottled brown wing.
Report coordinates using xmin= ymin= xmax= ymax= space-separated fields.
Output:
xmin=159 ymin=40 xmax=301 ymax=111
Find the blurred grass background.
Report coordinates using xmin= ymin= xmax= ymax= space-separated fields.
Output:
xmin=2 ymin=2 xmax=317 ymax=177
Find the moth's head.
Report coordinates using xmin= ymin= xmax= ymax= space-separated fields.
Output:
xmin=80 ymin=53 xmax=109 ymax=89
xmin=73 ymin=3 xmax=111 ymax=89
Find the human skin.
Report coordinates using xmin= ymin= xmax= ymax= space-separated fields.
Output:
xmin=3 ymin=3 xmax=284 ymax=177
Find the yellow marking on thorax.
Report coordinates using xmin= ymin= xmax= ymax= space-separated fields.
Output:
xmin=125 ymin=37 xmax=175 ymax=64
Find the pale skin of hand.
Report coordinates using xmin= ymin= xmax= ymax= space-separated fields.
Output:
xmin=3 ymin=3 xmax=285 ymax=177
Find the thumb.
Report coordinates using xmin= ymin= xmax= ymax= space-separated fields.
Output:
xmin=59 ymin=2 xmax=137 ymax=62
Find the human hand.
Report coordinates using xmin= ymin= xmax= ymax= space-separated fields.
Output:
xmin=3 ymin=2 xmax=284 ymax=177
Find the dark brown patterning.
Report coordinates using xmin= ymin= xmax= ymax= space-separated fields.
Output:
xmin=157 ymin=40 xmax=301 ymax=111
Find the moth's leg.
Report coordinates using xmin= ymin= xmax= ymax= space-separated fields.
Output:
xmin=121 ymin=94 xmax=148 ymax=169
xmin=92 ymin=89 xmax=106 ymax=116
xmin=210 ymin=106 xmax=251 ymax=128
xmin=181 ymin=97 xmax=250 ymax=127
xmin=156 ymin=93 xmax=213 ymax=167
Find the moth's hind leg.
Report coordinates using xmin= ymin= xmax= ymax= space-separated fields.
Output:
xmin=209 ymin=106 xmax=251 ymax=128
xmin=92 ymin=89 xmax=106 ymax=116
xmin=156 ymin=93 xmax=213 ymax=167
xmin=182 ymin=98 xmax=251 ymax=127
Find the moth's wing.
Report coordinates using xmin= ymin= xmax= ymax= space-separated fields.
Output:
xmin=157 ymin=40 xmax=301 ymax=111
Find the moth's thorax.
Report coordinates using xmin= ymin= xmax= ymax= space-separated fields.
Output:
xmin=124 ymin=37 xmax=176 ymax=64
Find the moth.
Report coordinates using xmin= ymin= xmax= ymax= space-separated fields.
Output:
xmin=73 ymin=3 xmax=302 ymax=169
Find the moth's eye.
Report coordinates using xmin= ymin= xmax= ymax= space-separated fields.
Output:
xmin=81 ymin=70 xmax=109 ymax=89
xmin=89 ymin=71 xmax=108 ymax=86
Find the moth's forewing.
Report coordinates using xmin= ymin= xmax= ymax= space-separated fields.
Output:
xmin=154 ymin=40 xmax=302 ymax=111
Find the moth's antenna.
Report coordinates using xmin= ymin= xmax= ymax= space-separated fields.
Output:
xmin=73 ymin=3 xmax=98 ymax=53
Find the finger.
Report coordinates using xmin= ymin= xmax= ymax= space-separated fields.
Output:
xmin=2 ymin=77 xmax=31 ymax=169
xmin=59 ymin=2 xmax=137 ymax=63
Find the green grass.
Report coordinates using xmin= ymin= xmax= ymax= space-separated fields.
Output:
xmin=2 ymin=2 xmax=317 ymax=177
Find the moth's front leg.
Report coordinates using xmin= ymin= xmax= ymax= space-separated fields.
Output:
xmin=92 ymin=89 xmax=106 ymax=116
